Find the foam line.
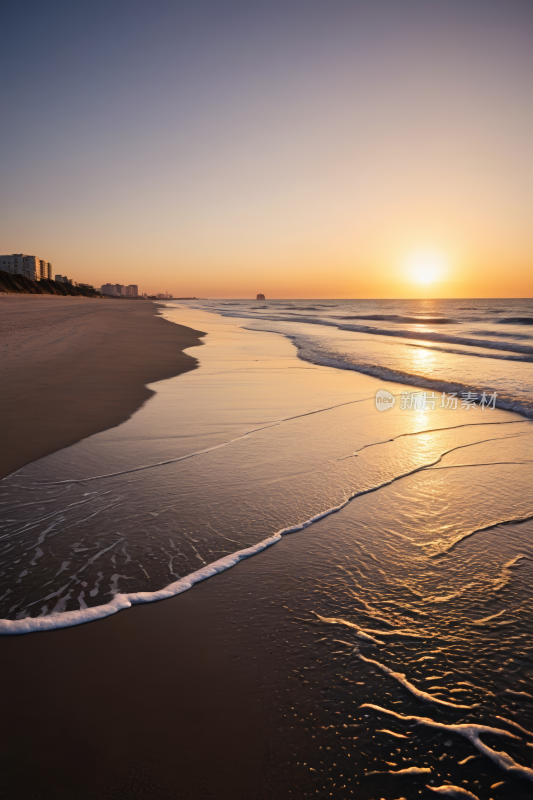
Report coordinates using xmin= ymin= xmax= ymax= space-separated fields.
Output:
xmin=0 ymin=494 xmax=360 ymax=634
xmin=430 ymin=459 xmax=533 ymax=471
xmin=426 ymin=786 xmax=480 ymax=798
xmin=367 ymin=766 xmax=431 ymax=776
xmin=4 ymin=412 xmax=531 ymax=637
xmin=339 ymin=419 xmax=529 ymax=461
xmin=376 ymin=729 xmax=410 ymax=739
xmin=4 ymin=428 xmax=524 ymax=633
xmin=361 ymin=703 xmax=533 ymax=782
xmin=436 ymin=511 xmax=533 ymax=556
xmin=495 ymin=717 xmax=533 ymax=738
xmin=357 ymin=654 xmax=474 ymax=710
xmin=0 ymin=532 xmax=281 ymax=634
xmin=315 ymin=614 xmax=386 ymax=644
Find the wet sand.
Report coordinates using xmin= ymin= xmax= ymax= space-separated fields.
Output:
xmin=0 ymin=299 xmax=317 ymax=799
xmin=0 ymin=555 xmax=321 ymax=800
xmin=0 ymin=296 xmax=205 ymax=479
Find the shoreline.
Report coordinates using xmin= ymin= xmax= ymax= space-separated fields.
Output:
xmin=1 ymin=305 xmax=531 ymax=799
xmin=0 ymin=296 xmax=205 ymax=479
xmin=0 ymin=307 xmax=327 ymax=798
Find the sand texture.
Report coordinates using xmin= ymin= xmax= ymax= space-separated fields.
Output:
xmin=0 ymin=296 xmax=204 ymax=478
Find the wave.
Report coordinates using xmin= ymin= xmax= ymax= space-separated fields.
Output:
xmin=0 ymin=477 xmax=383 ymax=633
xmin=338 ymin=314 xmax=455 ymax=324
xmin=334 ymin=322 xmax=533 ymax=356
xmin=3 ymin=423 xmax=505 ymax=632
xmin=499 ymin=317 xmax=533 ymax=325
xmin=203 ymin=304 xmax=533 ymax=358
xmin=474 ymin=329 xmax=533 ymax=341
xmin=290 ymin=346 xmax=533 ymax=418
xmin=195 ymin=304 xmax=533 ymax=418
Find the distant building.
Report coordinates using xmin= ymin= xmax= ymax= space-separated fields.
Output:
xmin=101 ymin=283 xmax=139 ymax=297
xmin=100 ymin=283 xmax=125 ymax=296
xmin=0 ymin=254 xmax=52 ymax=280
xmin=256 ymin=293 xmax=265 ymax=300
xmin=55 ymin=275 xmax=73 ymax=284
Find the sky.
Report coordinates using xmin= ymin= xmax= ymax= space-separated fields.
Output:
xmin=1 ymin=0 xmax=533 ymax=298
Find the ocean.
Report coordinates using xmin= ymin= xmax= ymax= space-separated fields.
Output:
xmin=202 ymin=297 xmax=533 ymax=416
xmin=1 ymin=299 xmax=533 ymax=798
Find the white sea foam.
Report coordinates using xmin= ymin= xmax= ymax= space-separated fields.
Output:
xmin=0 ymin=533 xmax=282 ymax=634
xmin=376 ymin=728 xmax=410 ymax=739
xmin=367 ymin=766 xmax=431 ymax=776
xmin=315 ymin=614 xmax=386 ymax=644
xmin=361 ymin=703 xmax=533 ymax=782
xmin=5 ymin=432 xmax=487 ymax=633
xmin=426 ymin=785 xmax=480 ymax=799
xmin=1 ymin=486 xmax=372 ymax=634
xmin=357 ymin=654 xmax=474 ymax=710
xmin=495 ymin=716 xmax=533 ymax=738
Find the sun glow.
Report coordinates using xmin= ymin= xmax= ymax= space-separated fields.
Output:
xmin=404 ymin=251 xmax=448 ymax=285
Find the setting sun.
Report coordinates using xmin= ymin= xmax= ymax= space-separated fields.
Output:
xmin=404 ymin=250 xmax=449 ymax=285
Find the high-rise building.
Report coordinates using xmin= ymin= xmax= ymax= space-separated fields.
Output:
xmin=126 ymin=285 xmax=138 ymax=297
xmin=100 ymin=283 xmax=127 ymax=296
xmin=0 ymin=254 xmax=52 ymax=280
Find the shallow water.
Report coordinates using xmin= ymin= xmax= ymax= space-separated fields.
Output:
xmin=1 ymin=305 xmax=533 ymax=798
xmin=196 ymin=297 xmax=533 ymax=416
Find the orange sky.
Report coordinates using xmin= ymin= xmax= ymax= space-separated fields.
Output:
xmin=2 ymin=2 xmax=532 ymax=298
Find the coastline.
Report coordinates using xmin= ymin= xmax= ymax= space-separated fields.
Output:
xmin=0 ymin=306 xmax=322 ymax=799
xmin=1 ymin=304 xmax=532 ymax=799
xmin=0 ymin=296 xmax=205 ymax=479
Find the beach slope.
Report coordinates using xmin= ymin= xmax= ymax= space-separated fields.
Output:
xmin=0 ymin=297 xmax=204 ymax=478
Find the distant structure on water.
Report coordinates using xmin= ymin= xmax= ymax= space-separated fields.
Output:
xmin=0 ymin=253 xmax=52 ymax=281
xmin=100 ymin=283 xmax=139 ymax=297
xmin=256 ymin=293 xmax=265 ymax=300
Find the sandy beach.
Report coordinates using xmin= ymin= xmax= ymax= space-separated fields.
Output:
xmin=1 ymin=303 xmax=533 ymax=800
xmin=0 ymin=296 xmax=205 ymax=479
xmin=0 ymin=303 xmax=319 ymax=799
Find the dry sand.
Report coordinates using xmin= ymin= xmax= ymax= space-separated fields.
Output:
xmin=0 ymin=295 xmax=205 ymax=479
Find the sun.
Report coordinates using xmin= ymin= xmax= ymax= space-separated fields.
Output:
xmin=404 ymin=250 xmax=448 ymax=285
